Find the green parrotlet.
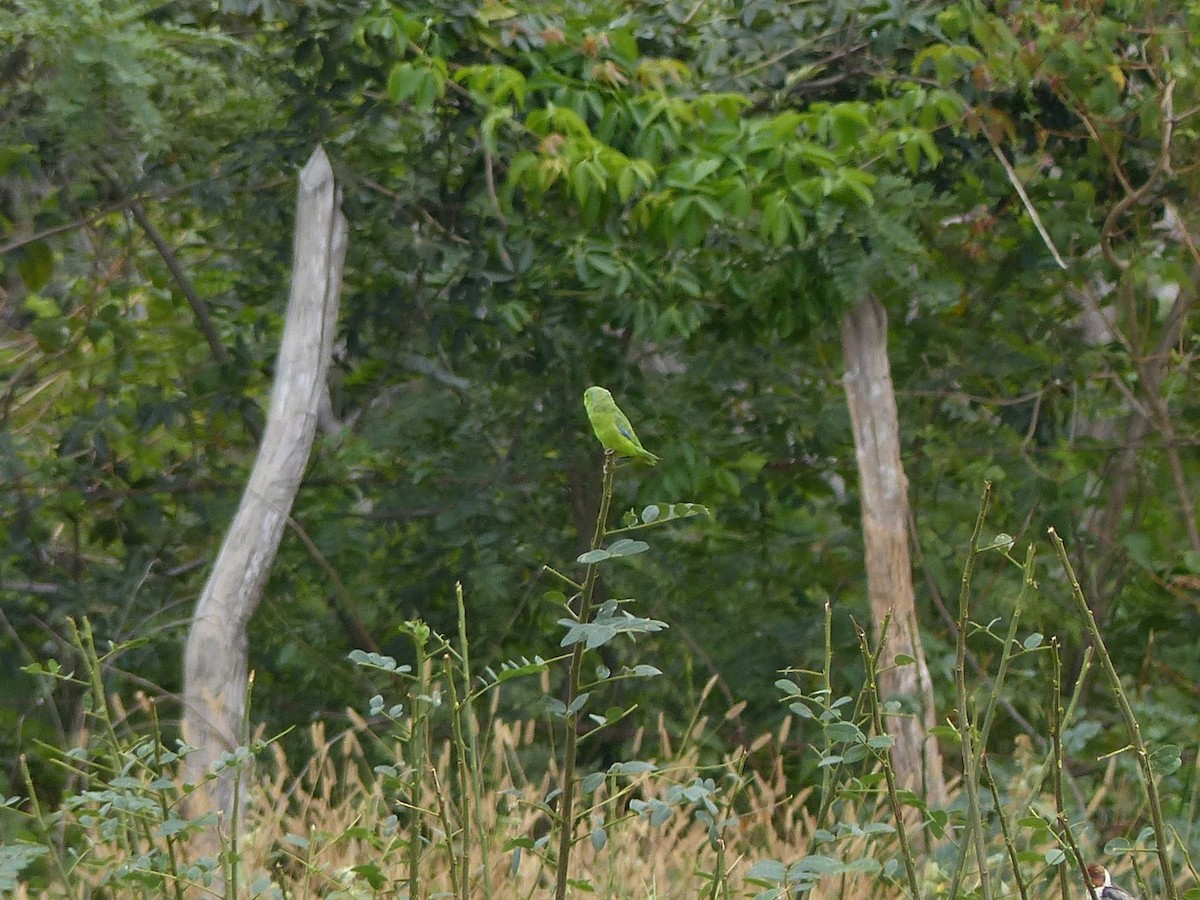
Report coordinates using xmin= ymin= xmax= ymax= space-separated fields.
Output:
xmin=583 ymin=386 xmax=660 ymax=465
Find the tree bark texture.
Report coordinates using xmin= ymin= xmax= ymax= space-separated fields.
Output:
xmin=182 ymin=146 xmax=347 ymax=819
xmin=841 ymin=293 xmax=947 ymax=808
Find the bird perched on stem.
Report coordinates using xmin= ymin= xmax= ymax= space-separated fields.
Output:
xmin=583 ymin=386 xmax=660 ymax=465
xmin=1085 ymin=864 xmax=1137 ymax=900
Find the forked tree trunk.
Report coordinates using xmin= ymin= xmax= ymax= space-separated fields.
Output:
xmin=841 ymin=293 xmax=947 ymax=808
xmin=181 ymin=147 xmax=347 ymax=820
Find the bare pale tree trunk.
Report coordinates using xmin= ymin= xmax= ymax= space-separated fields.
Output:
xmin=182 ymin=146 xmax=347 ymax=820
xmin=841 ymin=293 xmax=947 ymax=808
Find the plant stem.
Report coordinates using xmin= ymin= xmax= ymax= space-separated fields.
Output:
xmin=553 ymin=451 xmax=616 ymax=899
xmin=19 ymin=754 xmax=73 ymax=890
xmin=1049 ymin=638 xmax=1091 ymax=899
xmin=982 ymin=753 xmax=1029 ymax=900
xmin=445 ymin=654 xmax=471 ymax=900
xmin=1049 ymin=527 xmax=1178 ymax=900
xmin=806 ymin=600 xmax=840 ymax=856
xmin=430 ymin=763 xmax=462 ymax=900
xmin=970 ymin=543 xmax=1036 ymax=895
xmin=855 ymin=620 xmax=921 ymax=900
xmin=456 ymin=582 xmax=493 ymax=898
xmin=408 ymin=628 xmax=431 ymax=898
xmin=952 ymin=484 xmax=992 ymax=900
xmin=147 ymin=700 xmax=187 ymax=900
xmin=226 ymin=670 xmax=254 ymax=900
xmin=975 ymin=543 xmax=1035 ymax=760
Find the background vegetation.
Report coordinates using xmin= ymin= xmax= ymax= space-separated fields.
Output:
xmin=1 ymin=0 xmax=1198 ymax=896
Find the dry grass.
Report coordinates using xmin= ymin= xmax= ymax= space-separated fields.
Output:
xmin=211 ymin=718 xmax=1150 ymax=899
xmin=228 ymin=713 xmax=845 ymax=898
xmin=11 ymin=668 xmax=1175 ymax=899
xmin=11 ymin=704 xmax=1171 ymax=899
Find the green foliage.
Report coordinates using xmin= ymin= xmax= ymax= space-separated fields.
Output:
xmin=0 ymin=0 xmax=258 ymax=162
xmin=4 ymin=498 xmax=1199 ymax=897
xmin=4 ymin=619 xmax=271 ymax=896
xmin=1 ymin=2 xmax=1198 ymax=894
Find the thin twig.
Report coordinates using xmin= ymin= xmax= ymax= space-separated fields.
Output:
xmin=982 ymin=753 xmax=1030 ymax=900
xmin=1098 ymin=81 xmax=1176 ymax=272
xmin=909 ymin=508 xmax=1040 ymax=742
xmin=1049 ymin=527 xmax=1179 ymax=900
xmin=980 ymin=124 xmax=1068 ymax=270
xmin=951 ymin=483 xmax=992 ymax=899
xmin=1050 ymin=636 xmax=1094 ymax=899
xmin=855 ymin=619 xmax=921 ymax=900
xmin=96 ymin=162 xmax=229 ymax=365
xmin=0 ymin=175 xmax=274 ymax=256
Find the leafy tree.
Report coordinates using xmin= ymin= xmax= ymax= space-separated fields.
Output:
xmin=2 ymin=0 xmax=1197 ymax=848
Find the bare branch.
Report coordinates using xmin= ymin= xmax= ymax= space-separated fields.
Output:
xmin=981 ymin=125 xmax=1068 ymax=270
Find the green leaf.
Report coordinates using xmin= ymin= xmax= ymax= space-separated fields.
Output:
xmin=577 ymin=540 xmax=652 ymax=565
xmin=789 ymin=855 xmax=844 ymax=878
xmin=745 ymin=859 xmax=788 ymax=885
xmin=846 ymin=857 xmax=882 ymax=875
xmin=348 ymin=650 xmax=411 ymax=674
xmin=22 ymin=294 xmax=60 ymax=319
xmin=387 ymin=62 xmax=425 ymax=103
xmin=788 ymin=701 xmax=814 ymax=719
xmin=0 ymin=843 xmax=50 ymax=892
xmin=843 ymin=744 xmax=868 ymax=763
xmin=475 ymin=3 xmax=516 ymax=24
xmin=608 ymin=760 xmax=656 ymax=776
xmin=17 ymin=242 xmax=54 ymax=291
xmin=824 ymin=721 xmax=864 ymax=743
xmin=1149 ymin=744 xmax=1182 ymax=776
xmin=638 ymin=502 xmax=708 ymax=526
xmin=484 ymin=656 xmax=549 ymax=685
xmin=414 ymin=69 xmax=442 ymax=111
xmin=559 ymin=603 xmax=668 ymax=650
xmin=30 ymin=318 xmax=69 ymax=352
xmin=624 ymin=664 xmax=662 ymax=677
xmin=154 ymin=818 xmax=188 ymax=838
xmin=605 ymin=538 xmax=649 ymax=558
xmin=350 ymin=863 xmax=387 ymax=889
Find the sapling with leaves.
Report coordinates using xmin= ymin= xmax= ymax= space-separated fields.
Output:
xmin=540 ymin=386 xmax=711 ymax=898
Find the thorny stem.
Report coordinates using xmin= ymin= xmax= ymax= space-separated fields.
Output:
xmin=952 ymin=484 xmax=993 ymax=900
xmin=982 ymin=754 xmax=1029 ymax=900
xmin=1049 ymin=638 xmax=1091 ymax=900
xmin=1049 ymin=527 xmax=1178 ymax=900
